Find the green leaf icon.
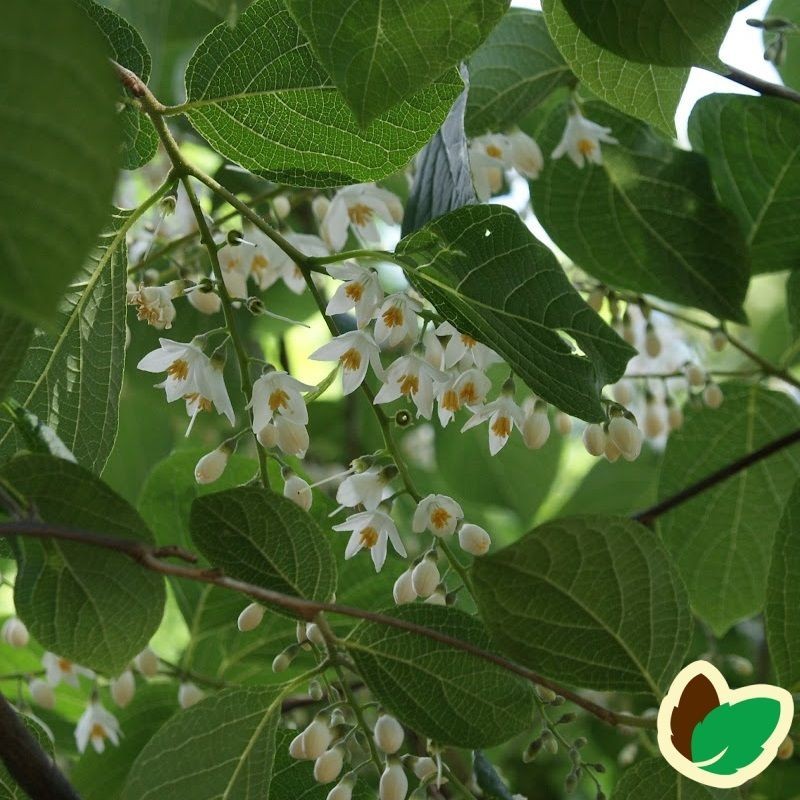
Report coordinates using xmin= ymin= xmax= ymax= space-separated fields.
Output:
xmin=690 ymin=698 xmax=783 ymax=775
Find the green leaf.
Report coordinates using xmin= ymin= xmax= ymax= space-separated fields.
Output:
xmin=541 ymin=0 xmax=688 ymax=136
xmin=2 ymin=401 xmax=77 ymax=464
xmin=0 ymin=209 xmax=130 ymax=473
xmin=532 ymin=101 xmax=750 ymax=323
xmin=73 ymin=0 xmax=159 ymax=169
xmin=287 ymin=0 xmax=508 ymax=126
xmin=396 ymin=204 xmax=635 ymax=422
xmin=0 ymin=0 xmax=120 ymax=325
xmin=560 ymin=0 xmax=738 ymax=68
xmin=472 ymin=515 xmax=692 ymax=695
xmin=689 ymin=94 xmax=800 ymax=275
xmin=123 ymin=686 xmax=283 ymax=800
xmin=0 ymin=313 xmax=32 ymax=402
xmin=612 ymin=758 xmax=714 ymax=799
xmin=691 ymin=698 xmax=783 ymax=775
xmin=765 ymin=481 xmax=800 ymax=691
xmin=402 ymin=66 xmax=476 ymax=236
xmin=0 ymin=454 xmax=165 ymax=675
xmin=71 ymin=684 xmax=179 ymax=800
xmin=465 ymin=8 xmax=573 ymax=136
xmin=765 ymin=0 xmax=800 ymax=89
xmin=191 ymin=486 xmax=337 ymax=609
xmin=0 ymin=714 xmax=54 ymax=800
xmin=658 ymin=383 xmax=800 ymax=635
xmin=789 ymin=271 xmax=800 ymax=341
xmin=348 ymin=604 xmax=536 ymax=748
xmin=182 ymin=0 xmax=464 ymax=188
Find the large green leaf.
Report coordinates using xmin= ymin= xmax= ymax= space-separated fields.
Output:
xmin=191 ymin=486 xmax=337 ymax=609
xmin=789 ymin=271 xmax=800 ymax=341
xmin=123 ymin=686 xmax=283 ymax=800
xmin=0 ymin=313 xmax=32 ymax=401
xmin=532 ymin=101 xmax=750 ymax=323
xmin=71 ymin=684 xmax=179 ymax=800
xmin=0 ymin=209 xmax=130 ymax=473
xmin=612 ymin=758 xmax=714 ymax=799
xmin=472 ymin=515 xmax=692 ymax=696
xmin=765 ymin=481 xmax=800 ymax=691
xmin=691 ymin=698 xmax=784 ymax=775
xmin=0 ymin=455 xmax=165 ymax=675
xmin=287 ymin=0 xmax=508 ymax=126
xmin=182 ymin=0 xmax=463 ymax=188
xmin=396 ymin=204 xmax=635 ymax=422
xmin=560 ymin=0 xmax=738 ymax=68
xmin=73 ymin=0 xmax=159 ymax=169
xmin=0 ymin=0 xmax=120 ymax=325
xmin=689 ymin=94 xmax=800 ymax=275
xmin=465 ymin=8 xmax=573 ymax=136
xmin=658 ymin=383 xmax=800 ymax=635
xmin=348 ymin=605 xmax=536 ymax=748
xmin=541 ymin=0 xmax=688 ymax=136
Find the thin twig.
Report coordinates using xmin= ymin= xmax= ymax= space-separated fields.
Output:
xmin=722 ymin=64 xmax=800 ymax=105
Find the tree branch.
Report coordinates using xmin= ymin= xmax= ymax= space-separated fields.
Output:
xmin=634 ymin=428 xmax=800 ymax=526
xmin=0 ymin=520 xmax=653 ymax=730
xmin=722 ymin=64 xmax=800 ymax=105
xmin=0 ymin=692 xmax=81 ymax=800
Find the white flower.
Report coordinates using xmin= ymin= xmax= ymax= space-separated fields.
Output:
xmin=412 ymin=494 xmax=463 ymax=537
xmin=130 ymin=285 xmax=177 ymax=329
xmin=178 ymin=682 xmax=205 ymax=709
xmin=302 ymin=716 xmax=333 ymax=760
xmin=325 ymin=262 xmax=384 ymax=328
xmin=333 ymin=510 xmax=406 ymax=572
xmin=555 ymin=411 xmax=572 ymax=435
xmin=282 ymin=233 xmax=329 ymax=293
xmin=608 ymin=416 xmax=644 ymax=461
xmin=29 ymin=679 xmax=55 ymax=710
xmin=194 ymin=446 xmax=230 ymax=485
xmin=218 ymin=244 xmax=250 ymax=300
xmin=1 ymin=617 xmax=28 ymax=648
xmin=436 ymin=322 xmax=501 ymax=370
xmin=310 ymin=330 xmax=384 ymax=395
xmin=284 ymin=474 xmax=313 ymax=511
xmin=137 ymin=338 xmax=207 ymax=402
xmin=270 ymin=417 xmax=311 ymax=458
xmin=183 ymin=357 xmax=235 ymax=435
xmin=322 ymin=183 xmax=401 ymax=251
xmin=374 ymin=293 xmax=422 ymax=347
xmin=379 ymin=758 xmax=408 ymax=800
xmin=422 ymin=327 xmax=445 ymax=370
xmin=249 ymin=229 xmax=328 ymax=295
xmin=458 ymin=523 xmax=491 ymax=556
xmin=411 ymin=556 xmax=440 ymax=597
xmin=187 ymin=283 xmax=221 ymax=315
xmin=510 ymin=130 xmax=544 ymax=179
xmin=373 ymin=353 xmax=448 ymax=420
xmin=42 ymin=653 xmax=94 ymax=688
xmin=251 ymin=370 xmax=314 ymax=433
xmin=522 ymin=401 xmax=551 ymax=450
xmin=238 ymin=602 xmax=265 ymax=632
xmin=552 ymin=110 xmax=618 ymax=168
xmin=134 ymin=647 xmax=159 ymax=678
xmin=582 ymin=423 xmax=606 ymax=456
xmin=336 ymin=466 xmax=393 ymax=511
xmin=75 ymin=701 xmax=120 ymax=754
xmin=468 ymin=135 xmax=509 ymax=201
xmin=461 ymin=394 xmax=525 ymax=455
xmin=374 ymin=714 xmax=404 ymax=754
xmin=110 ymin=670 xmax=136 ymax=708
xmin=392 ymin=569 xmax=417 ymax=605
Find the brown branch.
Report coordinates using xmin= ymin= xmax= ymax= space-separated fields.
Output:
xmin=0 ymin=521 xmax=652 ymax=730
xmin=722 ymin=64 xmax=800 ymax=105
xmin=0 ymin=691 xmax=81 ymax=800
xmin=634 ymin=428 xmax=800 ymax=526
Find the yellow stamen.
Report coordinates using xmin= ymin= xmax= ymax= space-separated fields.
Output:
xmin=486 ymin=144 xmax=503 ymax=159
xmin=459 ymin=381 xmax=479 ymax=405
xmin=167 ymin=358 xmax=189 ymax=381
xmin=224 ymin=255 xmax=240 ymax=271
xmin=460 ymin=334 xmax=477 ymax=349
xmin=268 ymin=389 xmax=289 ymax=412
xmin=430 ymin=507 xmax=451 ymax=530
xmin=58 ymin=658 xmax=72 ymax=672
xmin=578 ymin=139 xmax=595 ymax=156
xmin=442 ymin=389 xmax=460 ymax=412
xmin=251 ymin=254 xmax=269 ymax=275
xmin=184 ymin=393 xmax=213 ymax=412
xmin=491 ymin=415 xmax=512 ymax=439
xmin=399 ymin=374 xmax=419 ymax=396
xmin=340 ymin=347 xmax=362 ymax=372
xmin=90 ymin=723 xmax=107 ymax=741
xmin=359 ymin=526 xmax=379 ymax=548
xmin=348 ymin=203 xmax=374 ymax=226
xmin=382 ymin=305 xmax=404 ymax=329
xmin=345 ymin=282 xmax=364 ymax=302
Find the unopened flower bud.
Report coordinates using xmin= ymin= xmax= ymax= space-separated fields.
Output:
xmin=290 ymin=731 xmax=309 ymax=760
xmin=582 ymin=424 xmax=606 ymax=457
xmin=778 ymin=735 xmax=794 ymax=760
xmin=458 ymin=523 xmax=491 ymax=556
xmin=727 ymin=654 xmax=753 ymax=677
xmin=270 ymin=195 xmax=291 ymax=220
xmin=238 ymin=602 xmax=265 ymax=632
xmin=1 ymin=618 xmax=29 ymax=648
xmin=29 ymin=679 xmax=55 ymax=710
xmin=374 ymin=714 xmax=404 ymax=754
xmin=622 ymin=312 xmax=636 ymax=345
xmin=536 ymin=685 xmax=557 ymax=703
xmin=258 ymin=424 xmax=278 ymax=448
xmin=178 ymin=681 xmax=204 ymax=709
xmin=411 ymin=555 xmax=439 ymax=598
xmin=424 ymin=585 xmax=447 ymax=606
xmin=685 ymin=363 xmax=706 ymax=387
xmin=135 ymin=646 xmax=159 ymax=677
xmin=312 ymin=196 xmax=330 ymax=221
xmin=710 ymin=329 xmax=728 ymax=351
xmin=557 ymin=712 xmax=577 ymax=725
xmin=703 ymin=382 xmax=723 ymax=409
xmin=611 ymin=381 xmax=633 ymax=406
xmin=412 ymin=756 xmax=437 ymax=781
xmin=380 ymin=759 xmax=408 ymax=800
xmin=555 ymin=411 xmax=572 ymax=435
xmin=309 ymin=679 xmax=324 ymax=701
xmin=542 ymin=729 xmax=558 ymax=755
xmin=617 ymin=742 xmax=638 ymax=766
xmin=304 ymin=715 xmax=333 ymax=759
xmin=523 ymin=404 xmax=550 ymax=450
xmin=315 ymin=746 xmax=344 ymax=783
xmin=111 ymin=669 xmax=136 ymax=708
xmin=644 ymin=400 xmax=664 ymax=438
xmin=284 ymin=474 xmax=313 ymax=511
xmin=188 ymin=287 xmax=222 ymax=315
xmin=297 ymin=621 xmax=309 ymax=645
xmin=644 ymin=324 xmax=661 ymax=358
xmin=523 ymin=736 xmax=543 ymax=762
xmin=393 ymin=569 xmax=417 ymax=605
xmin=666 ymin=400 xmax=684 ymax=431
xmin=608 ymin=416 xmax=643 ymax=461
xmin=306 ymin=623 xmax=326 ymax=648
xmin=587 ymin=287 xmax=605 ymax=313
xmin=272 ymin=648 xmax=294 ymax=673
xmin=565 ymin=771 xmax=578 ymax=793
xmin=195 ymin=446 xmax=229 ymax=485
xmin=327 ymin=774 xmax=355 ymax=800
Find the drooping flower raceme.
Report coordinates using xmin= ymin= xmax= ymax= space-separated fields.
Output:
xmin=333 ymin=509 xmax=407 ymax=571
xmin=551 ymin=109 xmax=618 ymax=168
xmin=310 ymin=329 xmax=384 ymax=395
xmin=75 ymin=701 xmax=121 ymax=754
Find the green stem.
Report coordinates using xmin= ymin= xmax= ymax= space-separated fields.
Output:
xmin=306 ymin=248 xmax=402 ymax=267
xmin=333 ymin=661 xmax=383 ymax=773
